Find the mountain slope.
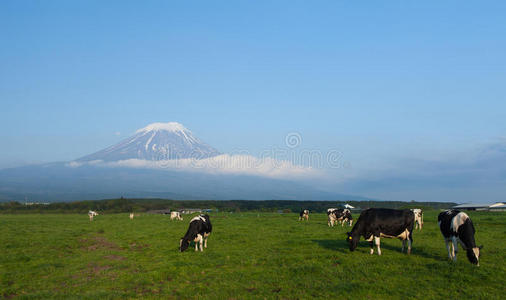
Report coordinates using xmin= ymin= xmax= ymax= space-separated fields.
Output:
xmin=0 ymin=163 xmax=371 ymax=202
xmin=78 ymin=122 xmax=220 ymax=161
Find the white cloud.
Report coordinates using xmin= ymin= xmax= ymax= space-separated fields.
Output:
xmin=67 ymin=154 xmax=321 ymax=179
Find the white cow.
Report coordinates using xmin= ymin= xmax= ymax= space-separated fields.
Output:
xmin=129 ymin=213 xmax=134 ymax=220
xmin=411 ymin=209 xmax=423 ymax=230
xmin=88 ymin=210 xmax=98 ymax=221
xmin=171 ymin=211 xmax=183 ymax=221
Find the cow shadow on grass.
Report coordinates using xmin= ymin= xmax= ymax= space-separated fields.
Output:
xmin=312 ymin=239 xmax=349 ymax=253
xmin=313 ymin=239 xmax=442 ymax=260
xmin=378 ymin=243 xmax=442 ymax=260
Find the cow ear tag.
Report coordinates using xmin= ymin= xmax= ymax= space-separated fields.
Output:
xmin=348 ymin=236 xmax=352 ymax=240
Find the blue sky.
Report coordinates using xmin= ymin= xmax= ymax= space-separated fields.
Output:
xmin=1 ymin=1 xmax=505 ymax=201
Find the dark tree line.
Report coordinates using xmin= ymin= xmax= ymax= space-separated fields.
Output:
xmin=0 ymin=198 xmax=456 ymax=214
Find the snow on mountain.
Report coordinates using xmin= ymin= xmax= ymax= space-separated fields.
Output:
xmin=77 ymin=122 xmax=220 ymax=161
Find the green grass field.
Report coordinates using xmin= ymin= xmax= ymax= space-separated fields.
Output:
xmin=1 ymin=211 xmax=505 ymax=299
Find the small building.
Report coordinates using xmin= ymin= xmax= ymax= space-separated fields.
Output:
xmin=452 ymin=202 xmax=505 ymax=211
xmin=146 ymin=209 xmax=172 ymax=214
xmin=489 ymin=203 xmax=506 ymax=211
xmin=181 ymin=208 xmax=202 ymax=214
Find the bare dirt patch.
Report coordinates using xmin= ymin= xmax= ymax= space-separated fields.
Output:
xmin=79 ymin=235 xmax=121 ymax=251
xmin=104 ymin=254 xmax=126 ymax=261
xmin=129 ymin=242 xmax=149 ymax=251
xmin=88 ymin=262 xmax=112 ymax=274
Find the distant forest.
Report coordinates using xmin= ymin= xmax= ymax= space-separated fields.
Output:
xmin=0 ymin=198 xmax=456 ymax=214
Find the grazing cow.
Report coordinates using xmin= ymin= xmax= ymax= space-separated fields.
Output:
xmin=129 ymin=213 xmax=134 ymax=220
xmin=341 ymin=210 xmax=353 ymax=227
xmin=411 ymin=209 xmax=423 ymax=230
xmin=328 ymin=209 xmax=343 ymax=227
xmin=180 ymin=214 xmax=212 ymax=252
xmin=328 ymin=210 xmax=339 ymax=227
xmin=88 ymin=210 xmax=98 ymax=221
xmin=347 ymin=208 xmax=414 ymax=255
xmin=438 ymin=210 xmax=482 ymax=266
xmin=170 ymin=211 xmax=183 ymax=221
xmin=327 ymin=209 xmax=352 ymax=227
xmin=337 ymin=209 xmax=352 ymax=226
xmin=299 ymin=209 xmax=309 ymax=221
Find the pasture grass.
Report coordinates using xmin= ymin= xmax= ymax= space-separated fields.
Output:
xmin=1 ymin=211 xmax=505 ymax=299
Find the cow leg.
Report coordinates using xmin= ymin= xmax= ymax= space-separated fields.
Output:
xmin=407 ymin=238 xmax=412 ymax=255
xmin=445 ymin=239 xmax=452 ymax=259
xmin=375 ymin=236 xmax=381 ymax=255
xmin=402 ymin=239 xmax=406 ymax=253
xmin=195 ymin=235 xmax=201 ymax=251
xmin=369 ymin=241 xmax=374 ymax=255
xmin=451 ymin=237 xmax=458 ymax=262
xmin=204 ymin=233 xmax=209 ymax=248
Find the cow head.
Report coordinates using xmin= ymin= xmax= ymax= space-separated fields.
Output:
xmin=180 ymin=238 xmax=190 ymax=252
xmin=346 ymin=232 xmax=358 ymax=251
xmin=466 ymin=245 xmax=483 ymax=266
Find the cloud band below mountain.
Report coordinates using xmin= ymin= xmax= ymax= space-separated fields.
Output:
xmin=67 ymin=154 xmax=320 ymax=179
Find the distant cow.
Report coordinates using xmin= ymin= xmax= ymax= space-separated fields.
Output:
xmin=327 ymin=209 xmax=352 ymax=227
xmin=170 ymin=211 xmax=183 ymax=221
xmin=88 ymin=210 xmax=98 ymax=221
xmin=341 ymin=210 xmax=353 ymax=227
xmin=347 ymin=208 xmax=414 ymax=255
xmin=438 ymin=210 xmax=482 ymax=266
xmin=299 ymin=209 xmax=309 ymax=221
xmin=129 ymin=213 xmax=134 ymax=220
xmin=328 ymin=209 xmax=343 ymax=226
xmin=328 ymin=210 xmax=339 ymax=227
xmin=338 ymin=209 xmax=352 ymax=226
xmin=180 ymin=214 xmax=212 ymax=252
xmin=411 ymin=209 xmax=423 ymax=230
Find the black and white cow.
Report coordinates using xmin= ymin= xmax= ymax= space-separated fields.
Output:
xmin=327 ymin=208 xmax=352 ymax=227
xmin=180 ymin=214 xmax=212 ymax=252
xmin=411 ymin=208 xmax=423 ymax=230
xmin=347 ymin=208 xmax=414 ymax=255
xmin=341 ymin=210 xmax=353 ymax=227
xmin=299 ymin=209 xmax=309 ymax=221
xmin=438 ymin=210 xmax=482 ymax=266
xmin=327 ymin=209 xmax=340 ymax=226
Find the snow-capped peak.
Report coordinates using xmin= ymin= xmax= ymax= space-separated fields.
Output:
xmin=136 ymin=122 xmax=187 ymax=134
xmin=77 ymin=121 xmax=220 ymax=162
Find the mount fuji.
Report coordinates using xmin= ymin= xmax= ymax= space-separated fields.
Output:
xmin=78 ymin=122 xmax=220 ymax=162
xmin=0 ymin=122 xmax=370 ymax=202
